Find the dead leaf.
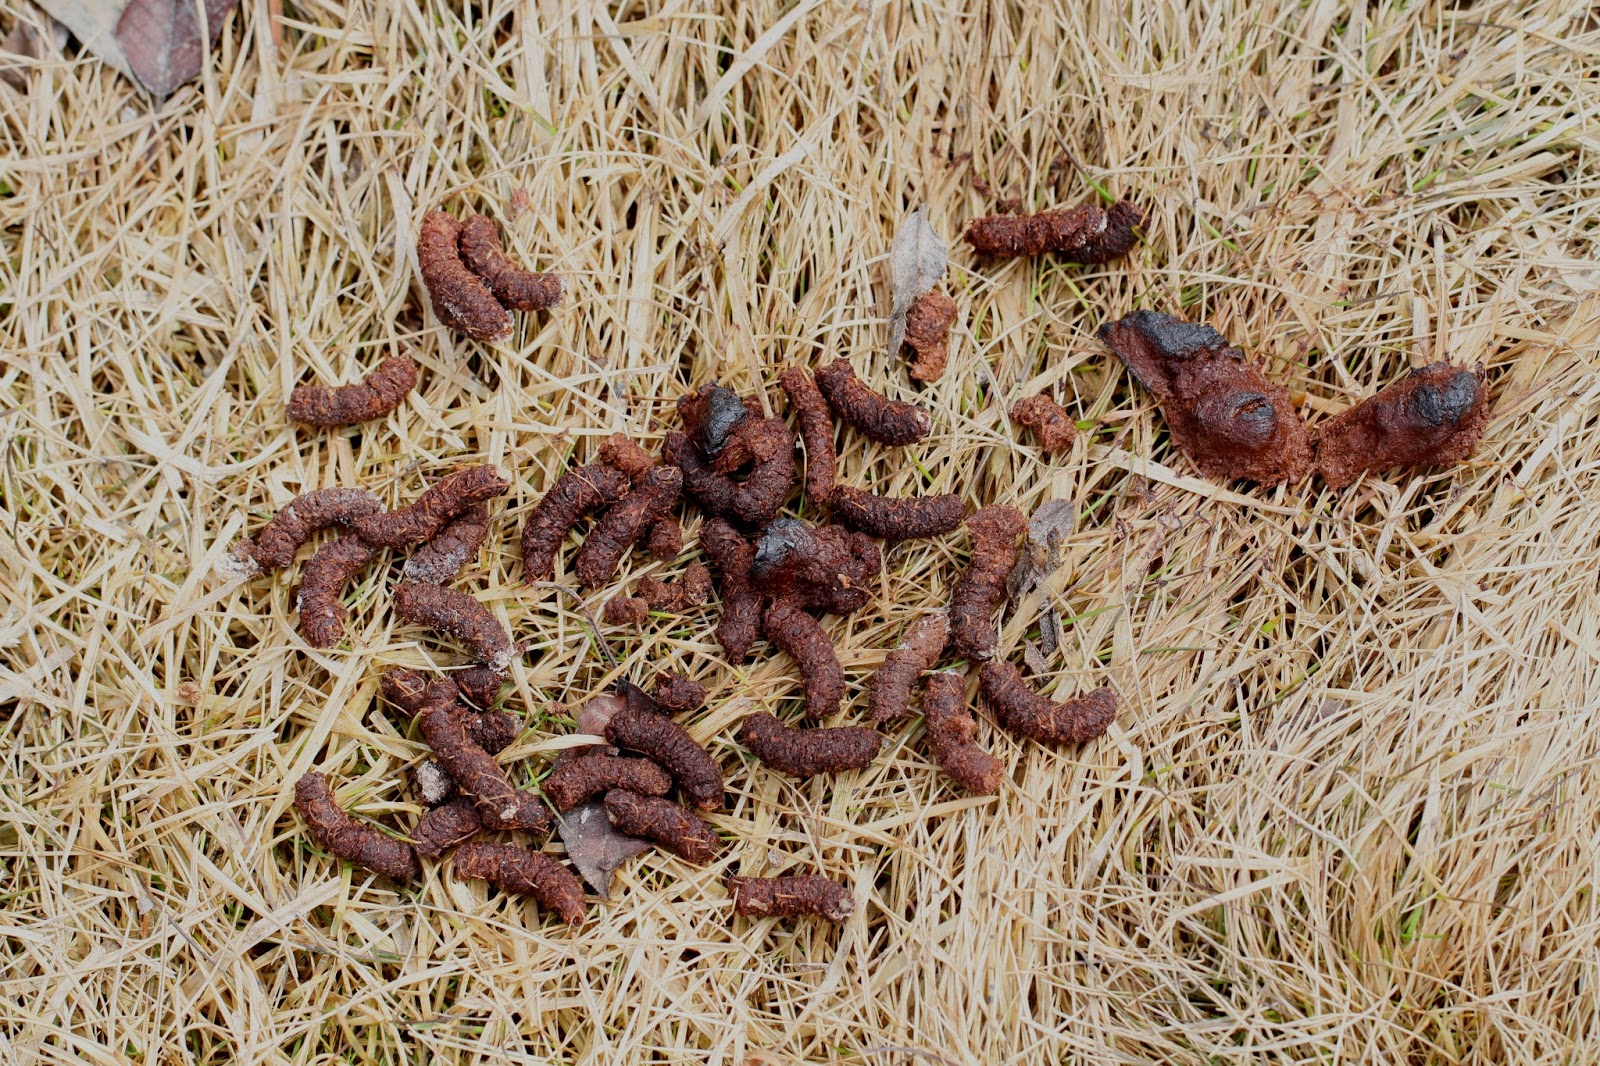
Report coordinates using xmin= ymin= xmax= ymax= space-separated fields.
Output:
xmin=36 ymin=0 xmax=237 ymax=99
xmin=558 ymin=799 xmax=649 ymax=898
xmin=1022 ymin=641 xmax=1049 ymax=677
xmin=1039 ymin=610 xmax=1061 ymax=656
xmin=577 ymin=692 xmax=626 ymax=737
xmin=1008 ymin=499 xmax=1077 ymax=599
xmin=887 ymin=206 xmax=948 ymax=358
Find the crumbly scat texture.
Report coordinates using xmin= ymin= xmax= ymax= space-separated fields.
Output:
xmin=294 ymin=772 xmax=420 ymax=882
xmin=901 ymin=291 xmax=957 ymax=382
xmin=417 ymin=699 xmax=550 ymax=832
xmin=729 ymin=422 xmax=797 ymax=527
xmin=762 ymin=600 xmax=846 ymax=719
xmin=393 ymin=582 xmax=514 ymax=673
xmin=1316 ymin=363 xmax=1491 ymax=489
xmin=603 ymin=702 xmax=724 ymax=810
xmin=603 ymin=790 xmax=721 ymax=864
xmin=1099 ymin=311 xmax=1313 ymax=485
xmin=645 ymin=518 xmax=684 ymax=560
xmin=829 ymin=485 xmax=965 ymax=541
xmin=412 ymin=759 xmax=457 ymax=807
xmin=725 ymin=874 xmax=853 ymax=922
xmin=453 ymin=841 xmax=586 ymax=926
xmin=543 ymin=753 xmax=672 ymax=812
xmin=402 ymin=502 xmax=488 ymax=585
xmin=596 ymin=433 xmax=656 ymax=481
xmin=922 ymin=670 xmax=1003 ymax=794
xmin=711 ymin=415 xmax=791 ymax=475
xmin=454 ymin=663 xmax=507 ymax=709
xmin=653 ymin=672 xmax=706 ymax=714
xmin=410 ymin=796 xmax=482 ymax=858
xmin=814 ymin=359 xmax=932 ymax=445
xmin=460 ymin=707 xmax=521 ymax=755
xmin=1010 ymin=395 xmax=1077 ymax=455
xmin=680 ymin=563 xmax=714 ymax=605
xmin=379 ymin=669 xmax=515 ymax=750
xmin=574 ymin=466 xmax=683 ymax=588
xmin=677 ymin=383 xmax=749 ymax=459
xmin=295 ymin=534 xmax=377 ymax=648
xmin=948 ymin=505 xmax=1026 ymax=661
xmin=247 ymin=488 xmax=384 ymax=570
xmin=520 ymin=462 xmax=632 ymax=580
xmin=380 ymin=668 xmax=456 ymax=715
xmin=779 ymin=367 xmax=838 ymax=504
xmin=417 ymin=211 xmax=512 ymax=342
xmin=869 ymin=612 xmax=951 ymax=722
xmin=978 ymin=661 xmax=1118 ymax=745
xmin=663 ymin=431 xmax=740 ymax=517
xmin=287 ymin=355 xmax=419 ymax=428
xmin=738 ymin=712 xmax=880 ymax=778
xmin=700 ymin=518 xmax=763 ymax=662
xmin=636 ymin=576 xmax=681 ymax=612
xmin=604 ymin=594 xmax=651 ymax=626
xmin=749 ymin=518 xmax=879 ymax=615
xmin=964 ymin=198 xmax=1143 ymax=262
xmin=353 ymin=465 xmax=510 ymax=548
xmin=457 ymin=214 xmax=563 ymax=311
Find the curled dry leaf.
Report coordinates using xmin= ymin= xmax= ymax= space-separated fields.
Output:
xmin=558 ymin=798 xmax=651 ymax=899
xmin=887 ymin=206 xmax=949 ymax=359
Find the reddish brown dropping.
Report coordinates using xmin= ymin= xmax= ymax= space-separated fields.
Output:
xmin=245 ymin=487 xmax=384 ymax=570
xmin=287 ymin=355 xmax=419 ymax=428
xmin=410 ymin=796 xmax=482 ymax=858
xmin=453 ymin=841 xmax=585 ymax=925
xmin=978 ymin=661 xmax=1117 ymax=746
xmin=749 ymin=518 xmax=879 ymax=615
xmin=596 ymin=433 xmax=656 ymax=480
xmin=1098 ymin=311 xmax=1313 ymax=486
xmin=454 ymin=663 xmax=508 ymax=710
xmin=814 ymin=360 xmax=931 ymax=445
xmin=354 ymin=465 xmax=510 ymax=548
xmin=402 ymin=502 xmax=488 ymax=585
xmin=1010 ymin=395 xmax=1077 ymax=455
xmin=663 ymin=431 xmax=739 ymax=517
xmin=379 ymin=669 xmax=517 ymax=751
xmin=762 ymin=600 xmax=845 ymax=719
xmin=711 ymin=416 xmax=791 ymax=475
xmin=574 ymin=466 xmax=683 ymax=588
xmin=418 ymin=696 xmax=550 ymax=832
xmin=829 ymin=485 xmax=964 ymax=541
xmin=964 ymin=198 xmax=1143 ymax=262
xmin=296 ymin=534 xmax=377 ymax=648
xmin=394 ymin=582 xmax=515 ymax=673
xmin=725 ymin=874 xmax=853 ymax=922
xmin=603 ymin=790 xmax=721 ymax=864
xmin=868 ymin=612 xmax=950 ymax=722
xmin=604 ymin=700 xmax=723 ymax=810
xmin=779 ymin=367 xmax=838 ymax=504
xmin=653 ymin=672 xmax=706 ymax=714
xmin=730 ymin=422 xmax=798 ymax=527
xmin=901 ymin=291 xmax=957 ymax=383
xmin=1315 ymin=363 xmax=1490 ymax=489
xmin=604 ymin=595 xmax=651 ymax=626
xmin=417 ymin=211 xmax=512 ymax=342
xmin=677 ymin=383 xmax=751 ymax=459
xmin=680 ymin=562 xmax=714 ymax=605
xmin=294 ymin=772 xmax=419 ymax=881
xmin=700 ymin=518 xmax=763 ymax=663
xmin=645 ymin=518 xmax=684 ymax=560
xmin=520 ymin=461 xmax=633 ymax=580
xmin=738 ymin=712 xmax=880 ymax=778
xmin=457 ymin=214 xmax=563 ymax=311
xmin=948 ymin=505 xmax=1026 ymax=661
xmin=543 ymin=753 xmax=672 ymax=812
xmin=636 ymin=576 xmax=681 ymax=612
xmin=922 ymin=670 xmax=1003 ymax=794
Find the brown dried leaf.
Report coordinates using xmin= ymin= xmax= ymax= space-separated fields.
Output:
xmin=557 ymin=799 xmax=650 ymax=898
xmin=577 ymin=692 xmax=627 ymax=737
xmin=36 ymin=0 xmax=236 ymax=99
xmin=887 ymin=206 xmax=948 ymax=358
xmin=1008 ymin=499 xmax=1077 ymax=599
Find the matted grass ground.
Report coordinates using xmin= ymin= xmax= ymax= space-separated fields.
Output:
xmin=2 ymin=0 xmax=1598 ymax=1062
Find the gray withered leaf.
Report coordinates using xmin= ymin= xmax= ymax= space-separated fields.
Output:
xmin=886 ymin=206 xmax=948 ymax=358
xmin=558 ymin=799 xmax=650 ymax=899
xmin=36 ymin=0 xmax=236 ymax=100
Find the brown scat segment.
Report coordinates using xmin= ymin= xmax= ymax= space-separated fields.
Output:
xmin=645 ymin=518 xmax=684 ymax=560
xmin=248 ymin=487 xmax=384 ymax=570
xmin=574 ymin=466 xmax=683 ymax=589
xmin=461 ymin=707 xmax=521 ymax=755
xmin=749 ymin=518 xmax=879 ymax=616
xmin=520 ymin=462 xmax=633 ymax=580
xmin=354 ymin=465 xmax=511 ymax=549
xmin=978 ymin=661 xmax=1117 ymax=746
xmin=729 ymin=423 xmax=798 ymax=528
xmin=457 ymin=213 xmax=564 ymax=311
xmin=948 ymin=504 xmax=1026 ymax=661
xmin=1098 ymin=311 xmax=1313 ymax=486
xmin=287 ymin=355 xmax=420 ymax=428
xmin=455 ymin=663 xmax=507 ymax=710
xmin=677 ymin=383 xmax=750 ymax=459
xmin=1010 ymin=395 xmax=1077 ymax=455
xmin=379 ymin=670 xmax=516 ymax=751
xmin=596 ymin=433 xmax=656 ymax=481
xmin=902 ymin=291 xmax=957 ymax=383
xmin=829 ymin=485 xmax=964 ymax=541
xmin=453 ymin=841 xmax=586 ymax=926
xmin=402 ymin=502 xmax=488 ymax=586
xmin=964 ymin=198 xmax=1143 ymax=262
xmin=603 ymin=702 xmax=724 ymax=810
xmin=411 ymin=796 xmax=482 ymax=858
xmin=680 ymin=563 xmax=714 ymax=606
xmin=604 ymin=594 xmax=651 ymax=627
xmin=711 ymin=416 xmax=790 ymax=475
xmin=922 ymin=670 xmax=1003 ymax=794
xmin=394 ymin=582 xmax=515 ymax=673
xmin=604 ymin=790 xmax=721 ymax=864
xmin=418 ymin=699 xmax=551 ymax=833
xmin=814 ymin=360 xmax=932 ymax=446
xmin=380 ymin=668 xmax=456 ymax=715
xmin=1315 ymin=363 xmax=1490 ymax=489
xmin=738 ymin=712 xmax=880 ymax=778
xmin=700 ymin=518 xmax=764 ymax=663
xmin=653 ymin=672 xmax=707 ymax=714
xmin=725 ymin=874 xmax=853 ymax=922
xmin=636 ymin=576 xmax=682 ymax=612
xmin=417 ymin=211 xmax=512 ymax=342
xmin=543 ymin=753 xmax=672 ymax=812
xmin=779 ymin=367 xmax=838 ymax=504
xmin=295 ymin=534 xmax=377 ymax=648
xmin=868 ymin=612 xmax=951 ymax=722
xmin=663 ymin=431 xmax=740 ymax=517
xmin=762 ymin=600 xmax=846 ymax=720
xmin=293 ymin=772 xmax=420 ymax=882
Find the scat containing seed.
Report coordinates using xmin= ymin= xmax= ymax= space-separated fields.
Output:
xmin=964 ymin=198 xmax=1143 ymax=262
xmin=725 ymin=874 xmax=853 ymax=922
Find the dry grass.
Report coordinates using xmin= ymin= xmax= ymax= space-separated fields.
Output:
xmin=2 ymin=0 xmax=1599 ymax=1062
